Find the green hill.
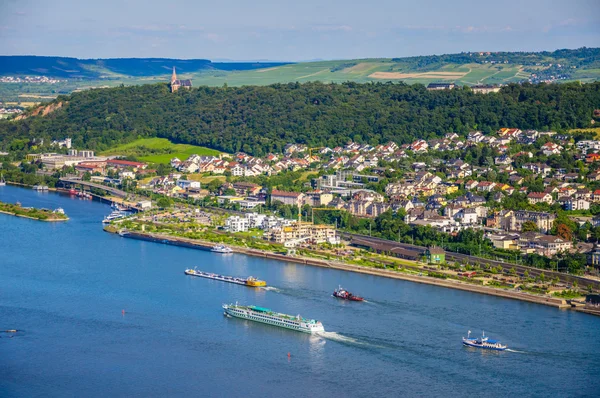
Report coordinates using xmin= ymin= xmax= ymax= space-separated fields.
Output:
xmin=1 ymin=81 xmax=599 ymax=157
xmin=1 ymin=48 xmax=599 ymax=104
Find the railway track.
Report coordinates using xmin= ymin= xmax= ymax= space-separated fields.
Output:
xmin=341 ymin=232 xmax=600 ymax=290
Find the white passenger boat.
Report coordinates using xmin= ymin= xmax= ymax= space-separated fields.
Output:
xmin=223 ymin=303 xmax=325 ymax=334
xmin=211 ymin=245 xmax=233 ymax=254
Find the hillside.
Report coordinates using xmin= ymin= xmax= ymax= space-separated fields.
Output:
xmin=1 ymin=48 xmax=599 ymax=104
xmin=0 ymin=56 xmax=290 ymax=79
xmin=1 ymin=81 xmax=599 ymax=157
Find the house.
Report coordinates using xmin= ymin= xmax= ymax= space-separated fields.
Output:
xmin=454 ymin=208 xmax=478 ymax=225
xmin=588 ymin=172 xmax=600 ymax=182
xmin=137 ymin=200 xmax=152 ymax=210
xmin=177 ymin=180 xmax=201 ymax=190
xmin=225 ymin=216 xmax=250 ymax=233
xmin=303 ymin=191 xmax=333 ymax=207
xmin=541 ymin=142 xmax=563 ymax=156
xmin=232 ymin=182 xmax=262 ymax=196
xmin=511 ymin=210 xmax=556 ymax=233
xmin=271 ymin=190 xmax=305 ymax=207
xmin=426 ymin=83 xmax=455 ymax=91
xmin=508 ymin=175 xmax=524 ymax=185
xmin=527 ymin=192 xmax=553 ymax=205
xmin=523 ymin=163 xmax=552 ymax=176
xmin=106 ymin=159 xmax=147 ymax=171
xmin=561 ymin=197 xmax=590 ymax=211
xmin=465 ymin=180 xmax=479 ymax=190
xmin=494 ymin=155 xmax=512 ymax=165
xmin=477 ymin=181 xmax=496 ymax=192
xmin=424 ymin=246 xmax=445 ymax=263
xmin=488 ymin=233 xmax=519 ymax=250
xmin=471 ymin=84 xmax=501 ymax=94
xmin=535 ymin=235 xmax=572 ymax=256
xmin=586 ymin=153 xmax=600 ymax=163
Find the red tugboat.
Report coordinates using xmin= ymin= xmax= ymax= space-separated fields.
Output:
xmin=333 ymin=285 xmax=364 ymax=301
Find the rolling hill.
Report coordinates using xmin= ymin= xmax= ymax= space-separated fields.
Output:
xmin=1 ymin=48 xmax=599 ymax=103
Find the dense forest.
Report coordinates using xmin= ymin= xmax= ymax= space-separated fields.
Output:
xmin=1 ymin=81 xmax=599 ymax=156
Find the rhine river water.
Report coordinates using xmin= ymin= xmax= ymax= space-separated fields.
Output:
xmin=1 ymin=184 xmax=599 ymax=397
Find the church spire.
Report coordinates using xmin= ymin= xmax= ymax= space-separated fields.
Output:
xmin=171 ymin=66 xmax=177 ymax=83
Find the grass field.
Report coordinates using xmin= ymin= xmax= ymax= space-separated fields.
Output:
xmin=101 ymin=138 xmax=220 ymax=164
xmin=569 ymin=127 xmax=600 ymax=139
xmin=186 ymin=175 xmax=226 ymax=183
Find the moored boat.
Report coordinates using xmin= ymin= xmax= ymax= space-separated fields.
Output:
xmin=211 ymin=244 xmax=233 ymax=254
xmin=0 ymin=173 xmax=6 ymax=186
xmin=184 ymin=269 xmax=266 ymax=287
xmin=462 ymin=331 xmax=507 ymax=351
xmin=223 ymin=303 xmax=325 ymax=334
xmin=102 ymin=210 xmax=130 ymax=223
xmin=333 ymin=285 xmax=364 ymax=301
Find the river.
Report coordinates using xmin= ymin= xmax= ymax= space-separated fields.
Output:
xmin=1 ymin=185 xmax=599 ymax=397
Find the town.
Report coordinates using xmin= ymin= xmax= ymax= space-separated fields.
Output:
xmin=5 ymin=118 xmax=600 ymax=276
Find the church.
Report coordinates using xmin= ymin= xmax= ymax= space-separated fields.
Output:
xmin=170 ymin=67 xmax=192 ymax=92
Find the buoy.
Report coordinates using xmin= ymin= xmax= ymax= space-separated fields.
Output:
xmin=122 ymin=309 xmax=125 ymax=315
xmin=287 ymin=352 xmax=291 ymax=358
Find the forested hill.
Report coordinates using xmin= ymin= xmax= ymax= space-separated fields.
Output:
xmin=1 ymin=81 xmax=599 ymax=156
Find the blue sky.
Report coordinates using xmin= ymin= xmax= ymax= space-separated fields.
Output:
xmin=1 ymin=0 xmax=599 ymax=61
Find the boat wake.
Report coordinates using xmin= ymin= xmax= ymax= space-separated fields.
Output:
xmin=315 ymin=331 xmax=363 ymax=345
xmin=260 ymin=286 xmax=281 ymax=293
xmin=505 ymin=348 xmax=526 ymax=353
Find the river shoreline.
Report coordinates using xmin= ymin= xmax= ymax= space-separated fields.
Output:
xmin=107 ymin=228 xmax=586 ymax=312
xmin=0 ymin=208 xmax=68 ymax=222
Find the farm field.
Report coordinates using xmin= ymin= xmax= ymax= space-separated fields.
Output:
xmin=100 ymin=138 xmax=220 ymax=164
xmin=190 ymin=61 xmax=536 ymax=87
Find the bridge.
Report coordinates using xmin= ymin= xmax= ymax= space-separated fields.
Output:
xmin=59 ymin=178 xmax=128 ymax=198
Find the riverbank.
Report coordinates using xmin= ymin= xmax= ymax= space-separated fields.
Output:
xmin=106 ymin=228 xmax=579 ymax=311
xmin=0 ymin=201 xmax=68 ymax=221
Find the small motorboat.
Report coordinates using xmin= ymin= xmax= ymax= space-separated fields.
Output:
xmin=462 ymin=330 xmax=507 ymax=351
xmin=333 ymin=285 xmax=364 ymax=301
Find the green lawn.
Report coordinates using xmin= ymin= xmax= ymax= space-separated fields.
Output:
xmin=101 ymin=138 xmax=220 ymax=164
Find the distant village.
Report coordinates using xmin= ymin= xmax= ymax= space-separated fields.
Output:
xmin=0 ymin=76 xmax=64 ymax=84
xmin=15 ymin=123 xmax=600 ymax=265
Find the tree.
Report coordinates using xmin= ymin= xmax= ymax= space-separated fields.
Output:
xmin=157 ymin=197 xmax=173 ymax=208
xmin=556 ymin=223 xmax=573 ymax=241
xmin=82 ymin=172 xmax=91 ymax=181
xmin=521 ymin=221 xmax=539 ymax=233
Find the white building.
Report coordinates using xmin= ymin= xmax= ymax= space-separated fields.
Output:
xmin=225 ymin=216 xmax=250 ymax=233
xmin=177 ymin=180 xmax=201 ymax=190
xmin=137 ymin=200 xmax=152 ymax=210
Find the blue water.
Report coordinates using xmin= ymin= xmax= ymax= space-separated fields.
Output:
xmin=1 ymin=185 xmax=599 ymax=397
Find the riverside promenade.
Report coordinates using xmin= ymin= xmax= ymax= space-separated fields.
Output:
xmin=110 ymin=229 xmax=577 ymax=311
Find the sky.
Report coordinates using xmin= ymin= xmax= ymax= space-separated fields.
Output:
xmin=1 ymin=0 xmax=599 ymax=61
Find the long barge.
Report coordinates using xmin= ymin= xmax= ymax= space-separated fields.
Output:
xmin=185 ymin=269 xmax=266 ymax=287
